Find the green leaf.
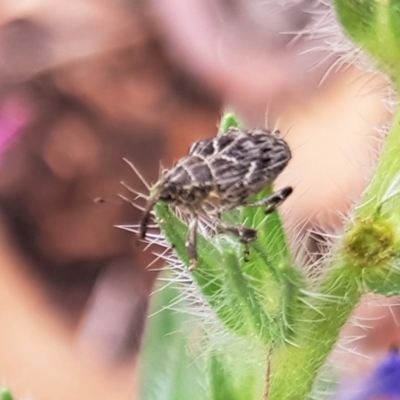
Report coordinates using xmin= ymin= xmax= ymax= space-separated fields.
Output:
xmin=209 ymin=353 xmax=265 ymax=400
xmin=335 ymin=0 xmax=377 ymax=42
xmin=366 ymin=271 xmax=400 ymax=296
xmin=155 ymin=203 xmax=250 ymax=335
xmin=139 ymin=285 xmax=207 ymax=400
xmin=335 ymin=0 xmax=400 ymax=84
xmin=155 ymin=190 xmax=304 ymax=343
xmin=363 ymin=258 xmax=400 ymax=296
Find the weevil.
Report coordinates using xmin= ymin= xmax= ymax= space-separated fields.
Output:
xmin=139 ymin=127 xmax=292 ymax=270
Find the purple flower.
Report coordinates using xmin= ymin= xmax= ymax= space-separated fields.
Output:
xmin=342 ymin=349 xmax=400 ymax=400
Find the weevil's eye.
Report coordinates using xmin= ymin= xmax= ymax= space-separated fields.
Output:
xmin=159 ymin=193 xmax=174 ymax=202
xmin=159 ymin=186 xmax=177 ymax=203
xmin=272 ymin=129 xmax=280 ymax=136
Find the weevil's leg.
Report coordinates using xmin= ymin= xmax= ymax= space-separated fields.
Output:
xmin=216 ymin=220 xmax=257 ymax=261
xmin=246 ymin=187 xmax=292 ymax=214
xmin=139 ymin=198 xmax=157 ymax=239
xmin=217 ymin=220 xmax=257 ymax=242
xmin=186 ymin=214 xmax=199 ymax=271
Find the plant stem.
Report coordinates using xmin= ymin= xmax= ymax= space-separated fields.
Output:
xmin=268 ymin=258 xmax=362 ymax=399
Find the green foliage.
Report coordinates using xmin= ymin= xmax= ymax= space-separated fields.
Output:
xmin=155 ymin=187 xmax=305 ymax=344
xmin=139 ymin=285 xmax=208 ymax=400
xmin=0 ymin=388 xmax=14 ymax=400
xmin=335 ymin=0 xmax=400 ymax=86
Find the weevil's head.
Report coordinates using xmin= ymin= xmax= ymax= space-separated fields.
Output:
xmin=139 ymin=179 xmax=179 ymax=240
xmin=271 ymin=129 xmax=280 ymax=137
xmin=157 ymin=181 xmax=178 ymax=203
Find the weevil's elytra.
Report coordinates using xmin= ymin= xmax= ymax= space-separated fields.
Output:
xmin=139 ymin=127 xmax=292 ymax=270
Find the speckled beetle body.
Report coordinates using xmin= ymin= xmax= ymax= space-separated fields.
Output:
xmin=140 ymin=127 xmax=292 ymax=270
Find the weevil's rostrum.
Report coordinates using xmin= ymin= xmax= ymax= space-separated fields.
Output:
xmin=140 ymin=127 xmax=292 ymax=270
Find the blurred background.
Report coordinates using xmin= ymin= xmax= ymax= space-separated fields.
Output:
xmin=0 ymin=0 xmax=394 ymax=399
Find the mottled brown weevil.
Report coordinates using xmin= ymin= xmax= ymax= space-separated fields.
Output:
xmin=139 ymin=127 xmax=292 ymax=271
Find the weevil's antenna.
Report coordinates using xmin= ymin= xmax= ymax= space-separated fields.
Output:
xmin=120 ymin=181 xmax=148 ymax=200
xmin=123 ymin=158 xmax=151 ymax=191
xmin=272 ymin=114 xmax=281 ymax=134
xmin=118 ymin=194 xmax=146 ymax=212
xmin=139 ymin=197 xmax=158 ymax=239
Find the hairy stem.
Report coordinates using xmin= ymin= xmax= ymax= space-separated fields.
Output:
xmin=267 ymin=105 xmax=400 ymax=400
